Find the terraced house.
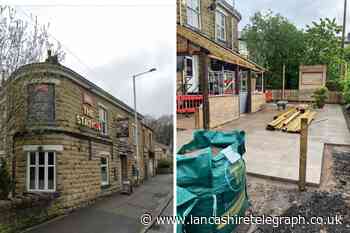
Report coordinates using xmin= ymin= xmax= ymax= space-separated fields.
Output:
xmin=177 ymin=0 xmax=266 ymax=129
xmin=0 ymin=53 xmax=155 ymax=211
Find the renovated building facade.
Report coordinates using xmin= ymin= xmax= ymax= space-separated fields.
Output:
xmin=0 ymin=54 xmax=155 ymax=211
xmin=177 ymin=0 xmax=266 ymax=128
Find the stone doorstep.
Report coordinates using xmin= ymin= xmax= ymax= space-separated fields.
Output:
xmin=139 ymin=193 xmax=173 ymax=233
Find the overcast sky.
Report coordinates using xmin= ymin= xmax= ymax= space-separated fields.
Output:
xmin=236 ymin=0 xmax=346 ymax=31
xmin=2 ymin=0 xmax=349 ymax=117
xmin=10 ymin=0 xmax=175 ymax=118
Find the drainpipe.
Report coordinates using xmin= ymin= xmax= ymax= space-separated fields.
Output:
xmin=262 ymin=72 xmax=264 ymax=93
xmin=11 ymin=135 xmax=15 ymax=197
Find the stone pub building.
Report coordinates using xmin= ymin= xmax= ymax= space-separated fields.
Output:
xmin=0 ymin=54 xmax=156 ymax=212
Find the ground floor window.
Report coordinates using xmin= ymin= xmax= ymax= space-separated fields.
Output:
xmin=101 ymin=157 xmax=109 ymax=186
xmin=27 ymin=151 xmax=56 ymax=192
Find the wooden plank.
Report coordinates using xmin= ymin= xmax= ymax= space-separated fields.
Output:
xmin=285 ymin=111 xmax=316 ymax=133
xmin=283 ymin=111 xmax=300 ymax=127
xmin=299 ymin=118 xmax=308 ymax=191
xmin=267 ymin=108 xmax=297 ymax=130
xmin=247 ymin=70 xmax=252 ymax=113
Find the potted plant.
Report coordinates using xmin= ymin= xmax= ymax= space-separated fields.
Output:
xmin=312 ymin=87 xmax=328 ymax=108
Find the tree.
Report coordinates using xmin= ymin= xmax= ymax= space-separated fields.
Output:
xmin=0 ymin=6 xmax=65 ymax=79
xmin=303 ymin=18 xmax=343 ymax=84
xmin=242 ymin=11 xmax=306 ymax=89
xmin=144 ymin=115 xmax=173 ymax=151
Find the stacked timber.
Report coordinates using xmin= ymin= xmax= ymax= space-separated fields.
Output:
xmin=266 ymin=108 xmax=297 ymax=130
xmin=266 ymin=106 xmax=316 ymax=133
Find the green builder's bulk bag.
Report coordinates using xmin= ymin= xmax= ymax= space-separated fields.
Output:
xmin=176 ymin=186 xmax=198 ymax=233
xmin=176 ymin=130 xmax=249 ymax=233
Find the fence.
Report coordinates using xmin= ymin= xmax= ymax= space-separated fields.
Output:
xmin=266 ymin=89 xmax=343 ymax=104
xmin=176 ymin=95 xmax=203 ymax=113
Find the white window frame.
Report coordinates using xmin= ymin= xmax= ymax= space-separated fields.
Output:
xmin=215 ymin=10 xmax=226 ymax=41
xmin=186 ymin=0 xmax=201 ymax=29
xmin=100 ymin=157 xmax=109 ymax=186
xmin=98 ymin=105 xmax=108 ymax=136
xmin=27 ymin=151 xmax=56 ymax=192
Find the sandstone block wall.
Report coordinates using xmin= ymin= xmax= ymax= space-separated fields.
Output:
xmin=209 ymin=95 xmax=239 ymax=128
xmin=251 ymin=93 xmax=266 ymax=113
xmin=2 ymin=63 xmax=154 ymax=212
xmin=13 ymin=133 xmax=125 ymax=211
xmin=0 ymin=194 xmax=59 ymax=233
xmin=177 ymin=0 xmax=240 ymax=51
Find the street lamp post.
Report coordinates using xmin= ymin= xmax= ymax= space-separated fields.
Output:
xmin=132 ymin=68 xmax=156 ymax=184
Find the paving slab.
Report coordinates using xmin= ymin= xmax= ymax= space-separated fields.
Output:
xmin=23 ymin=175 xmax=173 ymax=233
xmin=177 ymin=104 xmax=350 ymax=185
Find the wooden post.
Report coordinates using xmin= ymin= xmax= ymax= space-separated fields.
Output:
xmin=235 ymin=65 xmax=240 ymax=95
xmin=200 ymin=50 xmax=210 ymax=130
xmin=261 ymin=72 xmax=264 ymax=93
xmin=345 ymin=62 xmax=348 ymax=79
xmin=282 ymin=64 xmax=286 ymax=100
xmin=194 ymin=107 xmax=200 ymax=129
xmin=247 ymin=69 xmax=252 ymax=113
xmin=299 ymin=118 xmax=308 ymax=192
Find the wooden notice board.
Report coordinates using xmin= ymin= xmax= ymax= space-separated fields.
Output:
xmin=299 ymin=65 xmax=327 ymax=90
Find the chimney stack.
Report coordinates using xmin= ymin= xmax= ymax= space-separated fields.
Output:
xmin=45 ymin=50 xmax=60 ymax=64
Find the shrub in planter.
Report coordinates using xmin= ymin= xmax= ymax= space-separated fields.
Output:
xmin=0 ymin=159 xmax=13 ymax=200
xmin=312 ymin=87 xmax=328 ymax=108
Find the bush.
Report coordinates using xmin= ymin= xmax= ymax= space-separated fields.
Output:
xmin=342 ymin=77 xmax=350 ymax=104
xmin=326 ymin=79 xmax=342 ymax=91
xmin=0 ymin=159 xmax=13 ymax=200
xmin=157 ymin=159 xmax=172 ymax=169
xmin=312 ymin=87 xmax=328 ymax=108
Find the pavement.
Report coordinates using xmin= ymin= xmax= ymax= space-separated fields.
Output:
xmin=23 ymin=174 xmax=173 ymax=233
xmin=147 ymin=197 xmax=174 ymax=233
xmin=177 ymin=104 xmax=350 ymax=185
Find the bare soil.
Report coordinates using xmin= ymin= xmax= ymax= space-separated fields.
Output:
xmin=235 ymin=144 xmax=350 ymax=233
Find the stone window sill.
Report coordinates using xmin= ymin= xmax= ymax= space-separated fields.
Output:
xmin=24 ymin=191 xmax=60 ymax=199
